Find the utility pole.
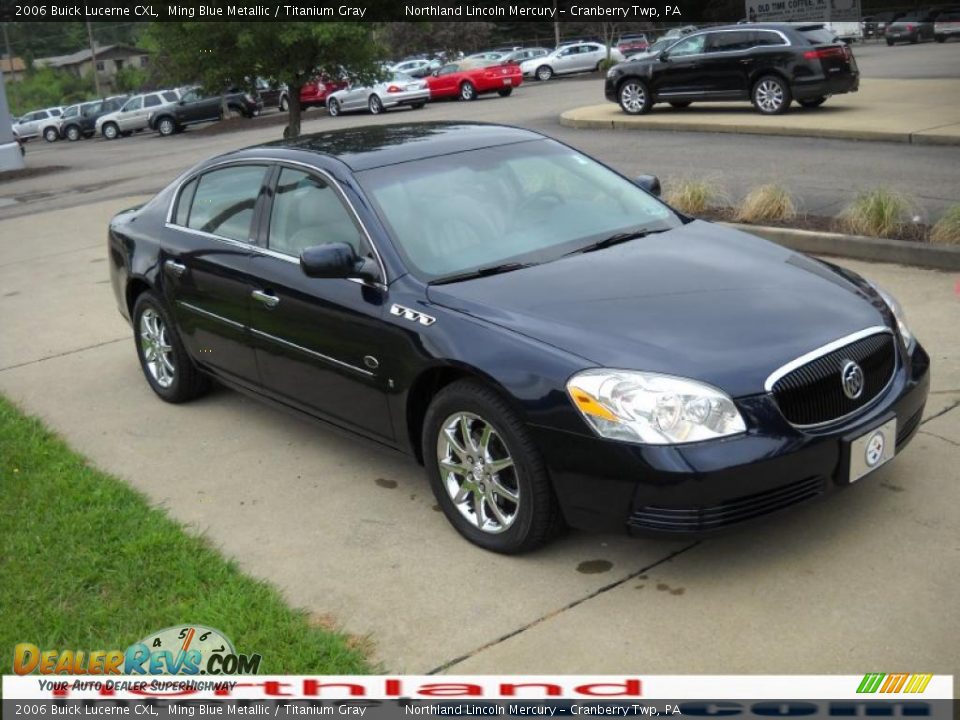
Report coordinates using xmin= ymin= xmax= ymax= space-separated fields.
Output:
xmin=2 ymin=23 xmax=13 ymax=70
xmin=86 ymin=20 xmax=101 ymax=97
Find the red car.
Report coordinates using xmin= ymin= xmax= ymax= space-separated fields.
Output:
xmin=426 ymin=61 xmax=522 ymax=101
xmin=616 ymin=33 xmax=650 ymax=54
xmin=279 ymin=77 xmax=348 ymax=111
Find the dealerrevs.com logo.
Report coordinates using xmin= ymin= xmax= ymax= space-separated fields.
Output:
xmin=13 ymin=625 xmax=262 ymax=675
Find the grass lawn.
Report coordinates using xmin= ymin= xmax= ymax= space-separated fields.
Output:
xmin=0 ymin=394 xmax=373 ymax=674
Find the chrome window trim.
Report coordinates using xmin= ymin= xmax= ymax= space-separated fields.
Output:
xmin=764 ymin=326 xmax=892 ymax=393
xmin=249 ymin=328 xmax=374 ymax=377
xmin=164 ymin=156 xmax=389 ymax=286
xmin=176 ymin=300 xmax=244 ymax=330
xmin=664 ymin=28 xmax=791 ymax=57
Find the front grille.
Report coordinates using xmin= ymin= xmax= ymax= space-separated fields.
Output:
xmin=629 ymin=476 xmax=826 ymax=533
xmin=772 ymin=333 xmax=896 ymax=426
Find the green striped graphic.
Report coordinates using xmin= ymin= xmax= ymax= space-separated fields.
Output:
xmin=857 ymin=673 xmax=886 ymax=693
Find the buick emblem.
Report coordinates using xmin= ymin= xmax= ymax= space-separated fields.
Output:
xmin=841 ymin=360 xmax=864 ymax=400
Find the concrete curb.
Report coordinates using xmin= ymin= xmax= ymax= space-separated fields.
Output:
xmin=722 ymin=222 xmax=960 ymax=271
xmin=558 ymin=111 xmax=960 ymax=146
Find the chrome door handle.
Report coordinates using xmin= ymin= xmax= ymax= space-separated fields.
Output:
xmin=251 ymin=289 xmax=280 ymax=309
xmin=164 ymin=259 xmax=187 ymax=277
xmin=740 ymin=58 xmax=754 ymax=64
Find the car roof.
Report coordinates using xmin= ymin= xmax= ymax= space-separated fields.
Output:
xmin=237 ymin=122 xmax=545 ymax=172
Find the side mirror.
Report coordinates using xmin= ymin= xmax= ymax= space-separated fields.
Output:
xmin=635 ymin=174 xmax=661 ymax=197
xmin=300 ymin=242 xmax=378 ymax=282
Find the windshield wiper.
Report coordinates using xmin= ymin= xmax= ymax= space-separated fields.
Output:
xmin=429 ymin=262 xmax=535 ymax=285
xmin=566 ymin=228 xmax=670 ymax=255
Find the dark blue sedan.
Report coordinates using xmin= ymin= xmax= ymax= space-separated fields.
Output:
xmin=108 ymin=122 xmax=929 ymax=553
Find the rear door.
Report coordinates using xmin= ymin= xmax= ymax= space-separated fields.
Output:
xmin=701 ymin=30 xmax=756 ymax=97
xmin=161 ymin=163 xmax=269 ymax=384
xmin=247 ymin=164 xmax=394 ymax=440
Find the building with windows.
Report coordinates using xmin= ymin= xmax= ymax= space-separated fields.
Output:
xmin=34 ymin=44 xmax=150 ymax=89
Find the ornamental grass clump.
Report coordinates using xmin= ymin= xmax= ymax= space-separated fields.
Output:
xmin=930 ymin=205 xmax=960 ymax=245
xmin=839 ymin=188 xmax=915 ymax=239
xmin=735 ymin=183 xmax=797 ymax=223
xmin=662 ymin=178 xmax=723 ymax=215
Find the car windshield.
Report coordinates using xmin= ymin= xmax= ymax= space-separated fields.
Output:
xmin=357 ymin=139 xmax=681 ymax=281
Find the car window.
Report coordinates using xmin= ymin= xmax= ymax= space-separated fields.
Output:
xmin=358 ymin=139 xmax=680 ymax=280
xmin=144 ymin=95 xmax=162 ymax=108
xmin=62 ymin=106 xmax=79 ymax=119
xmin=83 ymin=102 xmax=102 ymax=116
xmin=799 ymin=27 xmax=838 ymax=44
xmin=752 ymin=31 xmax=787 ymax=46
xmin=50 ymin=109 xmax=62 ymax=116
xmin=185 ymin=165 xmax=267 ymax=242
xmin=35 ymin=111 xmax=49 ymax=120
xmin=707 ymin=31 xmax=754 ymax=52
xmin=438 ymin=64 xmax=459 ymax=75
xmin=668 ymin=34 xmax=706 ymax=57
xmin=181 ymin=90 xmax=199 ymax=103
xmin=122 ymin=97 xmax=143 ymax=112
xmin=162 ymin=91 xmax=179 ymax=102
xmin=268 ymin=168 xmax=364 ymax=257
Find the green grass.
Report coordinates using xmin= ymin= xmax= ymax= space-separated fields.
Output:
xmin=930 ymin=205 xmax=960 ymax=245
xmin=0 ymin=395 xmax=372 ymax=674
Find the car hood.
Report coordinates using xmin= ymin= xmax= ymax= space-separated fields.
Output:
xmin=427 ymin=221 xmax=887 ymax=398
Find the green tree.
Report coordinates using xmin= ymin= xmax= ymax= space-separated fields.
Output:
xmin=7 ymin=66 xmax=94 ymax=116
xmin=145 ymin=22 xmax=385 ymax=138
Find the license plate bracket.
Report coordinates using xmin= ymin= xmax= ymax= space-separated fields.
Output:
xmin=846 ymin=417 xmax=897 ymax=484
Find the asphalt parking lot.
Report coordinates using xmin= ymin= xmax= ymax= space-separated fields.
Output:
xmin=1 ymin=40 xmax=958 ymax=674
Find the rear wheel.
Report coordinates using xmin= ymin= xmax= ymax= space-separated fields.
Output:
xmin=65 ymin=125 xmax=81 ymax=141
xmin=102 ymin=122 xmax=119 ymax=140
xmin=368 ymin=94 xmax=384 ymax=114
xmin=536 ymin=65 xmax=553 ymax=81
xmin=798 ymin=96 xmax=828 ymax=108
xmin=618 ymin=79 xmax=652 ymax=115
xmin=327 ymin=97 xmax=341 ymax=116
xmin=886 ymin=38 xmax=895 ymax=46
xmin=279 ymin=95 xmax=289 ymax=112
xmin=497 ymin=87 xmax=513 ymax=97
xmin=669 ymin=101 xmax=692 ymax=108
xmin=132 ymin=292 xmax=209 ymax=404
xmin=752 ymin=75 xmax=792 ymax=115
xmin=423 ymin=380 xmax=564 ymax=554
xmin=157 ymin=117 xmax=177 ymax=137
xmin=935 ymin=34 xmax=946 ymax=42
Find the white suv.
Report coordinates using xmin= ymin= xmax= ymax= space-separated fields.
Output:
xmin=97 ymin=89 xmax=180 ymax=139
xmin=12 ymin=106 xmax=64 ymax=143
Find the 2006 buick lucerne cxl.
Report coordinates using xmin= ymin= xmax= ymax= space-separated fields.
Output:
xmin=108 ymin=122 xmax=929 ymax=553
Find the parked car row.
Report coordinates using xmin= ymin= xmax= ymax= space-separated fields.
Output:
xmin=862 ymin=7 xmax=960 ymax=42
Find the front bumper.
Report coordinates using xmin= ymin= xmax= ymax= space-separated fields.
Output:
xmin=534 ymin=341 xmax=929 ymax=535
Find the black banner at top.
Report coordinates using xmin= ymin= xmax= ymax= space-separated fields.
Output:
xmin=0 ymin=0 xmax=851 ymax=24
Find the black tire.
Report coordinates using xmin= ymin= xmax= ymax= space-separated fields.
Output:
xmin=497 ymin=87 xmax=513 ymax=97
xmin=327 ymin=97 xmax=341 ymax=116
xmin=368 ymin=94 xmax=384 ymax=114
xmin=669 ymin=101 xmax=692 ymax=108
xmin=423 ymin=380 xmax=564 ymax=554
xmin=618 ymin=78 xmax=652 ymax=115
xmin=798 ymin=96 xmax=828 ymax=108
xmin=157 ymin=117 xmax=177 ymax=137
xmin=535 ymin=64 xmax=553 ymax=81
xmin=935 ymin=35 xmax=946 ymax=42
xmin=886 ymin=38 xmax=895 ymax=46
xmin=65 ymin=125 xmax=81 ymax=141
xmin=132 ymin=291 xmax=209 ymax=404
xmin=102 ymin=122 xmax=119 ymax=140
xmin=752 ymin=74 xmax=792 ymax=115
xmin=459 ymin=82 xmax=477 ymax=101
xmin=43 ymin=127 xmax=58 ymax=143
xmin=411 ymin=101 xmax=426 ymax=109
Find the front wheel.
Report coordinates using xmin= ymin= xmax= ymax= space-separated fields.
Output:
xmin=459 ymin=82 xmax=477 ymax=101
xmin=65 ymin=125 xmax=81 ymax=141
xmin=279 ymin=95 xmax=289 ymax=112
xmin=798 ymin=96 xmax=827 ymax=108
xmin=368 ymin=94 xmax=384 ymax=114
xmin=497 ymin=87 xmax=513 ymax=97
xmin=752 ymin=75 xmax=792 ymax=115
xmin=102 ymin=122 xmax=119 ymax=140
xmin=43 ymin=127 xmax=58 ymax=142
xmin=618 ymin=79 xmax=652 ymax=115
xmin=935 ymin=35 xmax=946 ymax=43
xmin=536 ymin=65 xmax=553 ymax=81
xmin=157 ymin=117 xmax=177 ymax=136
xmin=327 ymin=97 xmax=341 ymax=117
xmin=132 ymin=292 xmax=209 ymax=404
xmin=886 ymin=38 xmax=895 ymax=46
xmin=423 ymin=380 xmax=563 ymax=554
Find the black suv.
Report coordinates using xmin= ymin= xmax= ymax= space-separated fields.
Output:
xmin=149 ymin=86 xmax=262 ymax=136
xmin=58 ymin=96 xmax=127 ymax=141
xmin=605 ymin=23 xmax=859 ymax=116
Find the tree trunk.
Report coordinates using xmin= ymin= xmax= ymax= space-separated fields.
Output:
xmin=285 ymin=83 xmax=302 ymax=139
xmin=553 ymin=2 xmax=560 ymax=46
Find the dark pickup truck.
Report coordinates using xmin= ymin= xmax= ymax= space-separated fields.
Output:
xmin=149 ymin=86 xmax=261 ymax=136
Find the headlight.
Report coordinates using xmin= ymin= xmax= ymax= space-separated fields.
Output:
xmin=867 ymin=280 xmax=913 ymax=347
xmin=567 ymin=369 xmax=746 ymax=445
xmin=606 ymin=66 xmax=620 ymax=78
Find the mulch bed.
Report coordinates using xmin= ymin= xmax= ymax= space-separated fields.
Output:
xmin=697 ymin=206 xmax=931 ymax=244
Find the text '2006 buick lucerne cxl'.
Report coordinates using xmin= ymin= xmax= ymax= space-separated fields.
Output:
xmin=107 ymin=122 xmax=929 ymax=554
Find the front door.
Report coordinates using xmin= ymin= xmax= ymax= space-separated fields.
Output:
xmin=651 ymin=33 xmax=710 ymax=97
xmin=161 ymin=163 xmax=270 ymax=385
xmin=248 ymin=165 xmax=394 ymax=440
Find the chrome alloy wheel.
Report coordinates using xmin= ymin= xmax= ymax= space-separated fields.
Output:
xmin=140 ymin=308 xmax=175 ymax=388
xmin=755 ymin=79 xmax=784 ymax=112
xmin=620 ymin=82 xmax=647 ymax=113
xmin=437 ymin=412 xmax=520 ymax=534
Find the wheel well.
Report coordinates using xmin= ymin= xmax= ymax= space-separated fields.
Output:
xmin=406 ymin=366 xmax=480 ymax=464
xmin=750 ymin=70 xmax=789 ymax=93
xmin=126 ymin=278 xmax=151 ymax=318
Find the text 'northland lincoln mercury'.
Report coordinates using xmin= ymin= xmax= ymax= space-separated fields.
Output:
xmin=108 ymin=122 xmax=929 ymax=553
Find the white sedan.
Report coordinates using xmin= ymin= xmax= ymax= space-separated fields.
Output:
xmin=520 ymin=43 xmax=624 ymax=81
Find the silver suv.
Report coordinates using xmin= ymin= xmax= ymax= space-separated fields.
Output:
xmin=96 ymin=89 xmax=180 ymax=139
xmin=12 ymin=106 xmax=63 ymax=143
